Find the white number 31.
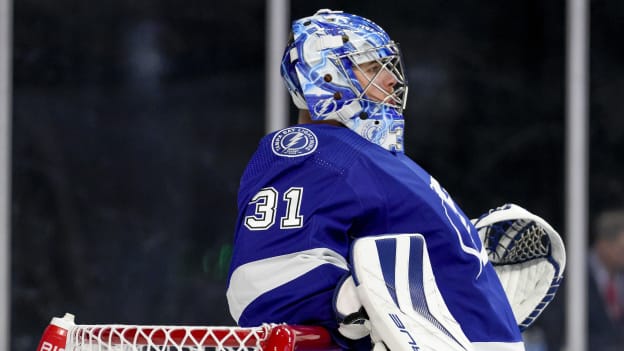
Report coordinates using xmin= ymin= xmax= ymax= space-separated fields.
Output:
xmin=244 ymin=187 xmax=304 ymax=231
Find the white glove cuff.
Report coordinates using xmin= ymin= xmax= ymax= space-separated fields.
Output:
xmin=333 ymin=274 xmax=371 ymax=340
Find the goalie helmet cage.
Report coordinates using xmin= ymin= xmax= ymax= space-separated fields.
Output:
xmin=36 ymin=313 xmax=340 ymax=351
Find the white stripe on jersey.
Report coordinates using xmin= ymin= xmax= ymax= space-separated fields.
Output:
xmin=473 ymin=342 xmax=526 ymax=351
xmin=227 ymin=248 xmax=348 ymax=322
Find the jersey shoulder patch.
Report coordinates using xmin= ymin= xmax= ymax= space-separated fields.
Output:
xmin=271 ymin=126 xmax=318 ymax=157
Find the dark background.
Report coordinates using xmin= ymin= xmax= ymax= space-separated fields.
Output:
xmin=10 ymin=1 xmax=624 ymax=351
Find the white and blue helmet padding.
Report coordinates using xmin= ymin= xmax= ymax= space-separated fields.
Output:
xmin=472 ymin=204 xmax=566 ymax=331
xmin=281 ymin=9 xmax=408 ymax=152
xmin=349 ymin=234 xmax=473 ymax=351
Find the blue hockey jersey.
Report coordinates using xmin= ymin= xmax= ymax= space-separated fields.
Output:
xmin=227 ymin=124 xmax=522 ymax=348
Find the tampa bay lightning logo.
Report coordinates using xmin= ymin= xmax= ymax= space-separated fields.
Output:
xmin=313 ymin=98 xmax=339 ymax=117
xmin=271 ymin=127 xmax=318 ymax=157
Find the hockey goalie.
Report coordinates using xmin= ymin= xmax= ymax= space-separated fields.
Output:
xmin=226 ymin=8 xmax=566 ymax=351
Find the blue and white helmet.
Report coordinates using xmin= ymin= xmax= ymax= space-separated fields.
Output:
xmin=281 ymin=9 xmax=409 ymax=152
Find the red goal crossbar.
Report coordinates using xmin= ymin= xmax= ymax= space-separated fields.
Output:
xmin=36 ymin=313 xmax=340 ymax=351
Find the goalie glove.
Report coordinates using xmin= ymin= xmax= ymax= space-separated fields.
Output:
xmin=333 ymin=277 xmax=388 ymax=351
xmin=333 ymin=274 xmax=371 ymax=340
xmin=472 ymin=203 xmax=566 ymax=331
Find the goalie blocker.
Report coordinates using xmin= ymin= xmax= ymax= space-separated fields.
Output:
xmin=335 ymin=233 xmax=525 ymax=351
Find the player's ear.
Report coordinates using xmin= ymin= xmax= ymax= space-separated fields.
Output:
xmin=298 ymin=110 xmax=312 ymax=124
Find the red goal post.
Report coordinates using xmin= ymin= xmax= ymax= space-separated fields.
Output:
xmin=36 ymin=313 xmax=340 ymax=351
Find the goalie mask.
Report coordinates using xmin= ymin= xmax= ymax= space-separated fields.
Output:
xmin=281 ymin=9 xmax=409 ymax=152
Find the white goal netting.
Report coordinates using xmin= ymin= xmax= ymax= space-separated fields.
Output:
xmin=66 ymin=324 xmax=271 ymax=351
xmin=37 ymin=313 xmax=337 ymax=351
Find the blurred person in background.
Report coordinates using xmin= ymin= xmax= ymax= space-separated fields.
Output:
xmin=540 ymin=207 xmax=624 ymax=350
